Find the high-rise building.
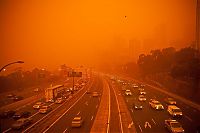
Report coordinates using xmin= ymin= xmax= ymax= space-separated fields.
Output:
xmin=129 ymin=39 xmax=143 ymax=61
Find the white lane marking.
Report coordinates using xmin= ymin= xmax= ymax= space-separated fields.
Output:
xmin=29 ymin=112 xmax=39 ymax=118
xmin=24 ymin=78 xmax=94 ymax=133
xmin=42 ymin=91 xmax=88 ymax=133
xmin=112 ymin=84 xmax=124 ymax=133
xmin=151 ymin=118 xmax=156 ymax=125
xmin=62 ymin=128 xmax=68 ymax=133
xmin=91 ymin=116 xmax=94 ymax=121
xmin=138 ymin=125 xmax=143 ymax=132
xmin=96 ymin=104 xmax=98 ymax=108
xmin=106 ymin=81 xmax=111 ymax=133
xmin=128 ymin=121 xmax=133 ymax=129
xmin=77 ymin=111 xmax=81 ymax=115
xmin=144 ymin=121 xmax=151 ymax=128
xmin=2 ymin=128 xmax=11 ymax=133
xmin=185 ymin=115 xmax=193 ymax=122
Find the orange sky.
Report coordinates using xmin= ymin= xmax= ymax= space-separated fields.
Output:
xmin=0 ymin=0 xmax=197 ymax=70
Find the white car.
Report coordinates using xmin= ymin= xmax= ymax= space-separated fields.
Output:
xmin=167 ymin=105 xmax=183 ymax=117
xmin=149 ymin=99 xmax=164 ymax=110
xmin=165 ymin=119 xmax=184 ymax=133
xmin=39 ymin=106 xmax=52 ymax=114
xmin=72 ymin=116 xmax=83 ymax=127
xmin=138 ymin=95 xmax=146 ymax=101
xmin=125 ymin=90 xmax=132 ymax=96
xmin=33 ymin=102 xmax=43 ymax=109
xmin=92 ymin=92 xmax=99 ymax=97
xmin=139 ymin=91 xmax=146 ymax=95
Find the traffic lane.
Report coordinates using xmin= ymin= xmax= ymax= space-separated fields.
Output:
xmin=2 ymin=82 xmax=86 ymax=133
xmin=45 ymin=78 xmax=102 ymax=133
xmin=142 ymin=84 xmax=200 ymax=132
xmin=1 ymin=98 xmax=67 ymax=133
xmin=24 ymin=78 xmax=95 ymax=133
xmin=109 ymin=84 xmax=121 ymax=133
xmin=69 ymin=78 xmax=103 ymax=133
xmin=115 ymin=83 xmax=168 ymax=133
xmin=0 ymin=77 xmax=78 ymax=109
xmin=1 ymin=77 xmax=85 ymax=133
xmin=1 ymin=92 xmax=70 ymax=132
xmin=123 ymin=81 xmax=198 ymax=133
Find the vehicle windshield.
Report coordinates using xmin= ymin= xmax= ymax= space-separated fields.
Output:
xmin=173 ymin=109 xmax=181 ymax=112
xmin=171 ymin=122 xmax=181 ymax=128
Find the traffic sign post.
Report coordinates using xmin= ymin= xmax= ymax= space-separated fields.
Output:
xmin=68 ymin=71 xmax=82 ymax=94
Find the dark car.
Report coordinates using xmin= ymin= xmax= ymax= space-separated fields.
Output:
xmin=133 ymin=102 xmax=143 ymax=110
xmin=11 ymin=118 xmax=32 ymax=130
xmin=0 ymin=110 xmax=16 ymax=118
xmin=13 ymin=111 xmax=31 ymax=120
xmin=13 ymin=96 xmax=23 ymax=101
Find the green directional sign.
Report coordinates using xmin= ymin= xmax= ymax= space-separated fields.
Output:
xmin=68 ymin=71 xmax=82 ymax=77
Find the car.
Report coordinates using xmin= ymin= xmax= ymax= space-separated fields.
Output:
xmin=11 ymin=118 xmax=32 ymax=130
xmin=86 ymin=90 xmax=91 ymax=94
xmin=138 ymin=95 xmax=146 ymax=101
xmin=165 ymin=98 xmax=177 ymax=105
xmin=62 ymin=94 xmax=69 ymax=99
xmin=125 ymin=90 xmax=132 ymax=96
xmin=167 ymin=105 xmax=183 ymax=117
xmin=140 ymin=84 xmax=146 ymax=88
xmin=33 ymin=102 xmax=44 ymax=109
xmin=149 ymin=99 xmax=164 ymax=110
xmin=71 ymin=116 xmax=83 ymax=127
xmin=7 ymin=94 xmax=16 ymax=99
xmin=55 ymin=98 xmax=63 ymax=104
xmin=138 ymin=88 xmax=144 ymax=91
xmin=132 ymin=84 xmax=139 ymax=88
xmin=48 ymin=99 xmax=55 ymax=103
xmin=13 ymin=111 xmax=31 ymax=120
xmin=39 ymin=106 xmax=52 ymax=114
xmin=165 ymin=119 xmax=184 ymax=133
xmin=92 ymin=92 xmax=99 ymax=97
xmin=34 ymin=88 xmax=39 ymax=92
xmin=0 ymin=110 xmax=16 ymax=118
xmin=13 ymin=96 xmax=23 ymax=101
xmin=139 ymin=91 xmax=146 ymax=95
xmin=133 ymin=102 xmax=143 ymax=110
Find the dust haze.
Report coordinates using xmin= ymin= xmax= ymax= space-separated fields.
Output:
xmin=0 ymin=0 xmax=196 ymax=70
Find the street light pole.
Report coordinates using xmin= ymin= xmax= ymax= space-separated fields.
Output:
xmin=0 ymin=61 xmax=24 ymax=73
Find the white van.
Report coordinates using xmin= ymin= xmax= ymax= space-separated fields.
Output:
xmin=167 ymin=105 xmax=183 ymax=117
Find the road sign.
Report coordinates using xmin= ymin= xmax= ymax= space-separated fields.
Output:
xmin=68 ymin=71 xmax=82 ymax=77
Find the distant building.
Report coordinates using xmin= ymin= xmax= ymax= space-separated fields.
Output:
xmin=129 ymin=39 xmax=143 ymax=61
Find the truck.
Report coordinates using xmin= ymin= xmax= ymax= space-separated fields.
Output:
xmin=45 ymin=85 xmax=64 ymax=102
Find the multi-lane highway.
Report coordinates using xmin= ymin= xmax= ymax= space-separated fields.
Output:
xmin=1 ymin=73 xmax=200 ymax=133
xmin=1 ymin=76 xmax=99 ymax=133
xmin=110 ymin=75 xmax=200 ymax=133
